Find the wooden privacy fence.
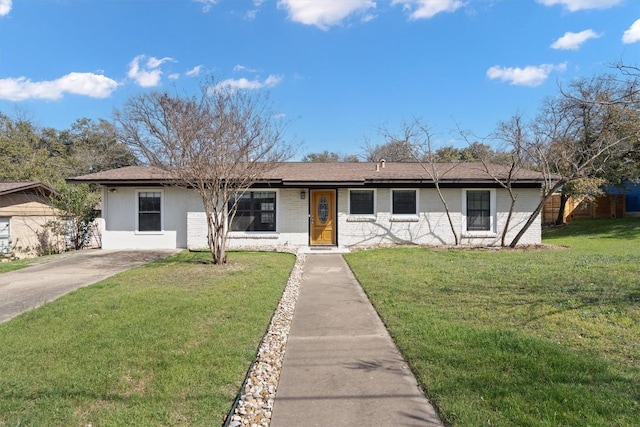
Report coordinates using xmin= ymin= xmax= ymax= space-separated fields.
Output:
xmin=543 ymin=194 xmax=625 ymax=224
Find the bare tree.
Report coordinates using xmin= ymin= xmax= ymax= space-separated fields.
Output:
xmin=508 ymin=72 xmax=639 ymax=247
xmin=458 ymin=116 xmax=527 ymax=246
xmin=114 ymin=80 xmax=293 ymax=264
xmin=381 ymin=119 xmax=461 ymax=245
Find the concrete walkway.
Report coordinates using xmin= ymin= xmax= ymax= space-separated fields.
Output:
xmin=270 ymin=254 xmax=443 ymax=427
xmin=0 ymin=249 xmax=175 ymax=323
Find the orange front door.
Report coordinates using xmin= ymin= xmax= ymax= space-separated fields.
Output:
xmin=310 ymin=190 xmax=336 ymax=245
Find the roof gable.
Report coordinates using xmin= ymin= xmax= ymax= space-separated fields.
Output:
xmin=0 ymin=182 xmax=56 ymax=197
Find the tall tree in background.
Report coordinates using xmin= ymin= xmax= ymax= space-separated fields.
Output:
xmin=363 ymin=138 xmax=416 ymax=162
xmin=115 ymin=79 xmax=293 ymax=264
xmin=62 ymin=118 xmax=138 ymax=176
xmin=508 ymin=71 xmax=639 ymax=246
xmin=0 ymin=112 xmax=61 ymax=184
xmin=301 ymin=150 xmax=360 ymax=162
xmin=550 ymin=73 xmax=639 ymax=225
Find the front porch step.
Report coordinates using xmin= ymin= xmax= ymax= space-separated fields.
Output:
xmin=298 ymin=246 xmax=350 ymax=254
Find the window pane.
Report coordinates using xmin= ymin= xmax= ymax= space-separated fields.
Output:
xmin=229 ymin=191 xmax=276 ymax=231
xmin=350 ymin=191 xmax=374 ymax=215
xmin=139 ymin=213 xmax=161 ymax=232
xmin=467 ymin=191 xmax=490 ymax=231
xmin=138 ymin=192 xmax=161 ymax=231
xmin=393 ymin=190 xmax=416 ymax=215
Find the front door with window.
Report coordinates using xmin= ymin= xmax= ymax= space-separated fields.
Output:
xmin=310 ymin=190 xmax=336 ymax=245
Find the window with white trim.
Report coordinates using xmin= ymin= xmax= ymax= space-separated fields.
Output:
xmin=463 ymin=189 xmax=496 ymax=234
xmin=229 ymin=191 xmax=277 ymax=232
xmin=349 ymin=189 xmax=375 ymax=215
xmin=392 ymin=189 xmax=418 ymax=215
xmin=466 ymin=190 xmax=490 ymax=231
xmin=137 ymin=191 xmax=162 ymax=232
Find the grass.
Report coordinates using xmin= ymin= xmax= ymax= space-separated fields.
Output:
xmin=345 ymin=218 xmax=640 ymax=427
xmin=0 ymin=251 xmax=295 ymax=427
xmin=0 ymin=258 xmax=30 ymax=274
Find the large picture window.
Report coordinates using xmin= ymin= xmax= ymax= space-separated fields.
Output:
xmin=138 ymin=191 xmax=162 ymax=232
xmin=349 ymin=190 xmax=375 ymax=215
xmin=466 ymin=190 xmax=491 ymax=231
xmin=230 ymin=191 xmax=276 ymax=232
xmin=392 ymin=190 xmax=417 ymax=215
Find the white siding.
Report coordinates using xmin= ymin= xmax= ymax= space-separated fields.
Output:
xmin=101 ymin=186 xmax=202 ymax=250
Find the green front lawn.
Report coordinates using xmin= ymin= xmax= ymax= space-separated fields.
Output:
xmin=0 ymin=258 xmax=30 ymax=274
xmin=0 ymin=251 xmax=295 ymax=427
xmin=345 ymin=218 xmax=640 ymax=427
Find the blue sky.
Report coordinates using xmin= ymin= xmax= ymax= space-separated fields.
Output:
xmin=1 ymin=0 xmax=638 ymax=159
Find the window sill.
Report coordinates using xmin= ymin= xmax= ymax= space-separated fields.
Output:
xmin=462 ymin=232 xmax=497 ymax=238
xmin=346 ymin=215 xmax=376 ymax=222
xmin=390 ymin=215 xmax=419 ymax=222
xmin=229 ymin=232 xmax=279 ymax=240
xmin=134 ymin=231 xmax=164 ymax=235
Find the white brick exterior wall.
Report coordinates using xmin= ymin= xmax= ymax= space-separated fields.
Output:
xmin=103 ymin=186 xmax=542 ymax=250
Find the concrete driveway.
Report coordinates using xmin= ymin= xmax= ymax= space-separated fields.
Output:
xmin=0 ymin=249 xmax=177 ymax=323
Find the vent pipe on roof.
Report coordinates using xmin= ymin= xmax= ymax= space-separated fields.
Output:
xmin=380 ymin=159 xmax=386 ymax=168
xmin=375 ymin=163 xmax=380 ymax=172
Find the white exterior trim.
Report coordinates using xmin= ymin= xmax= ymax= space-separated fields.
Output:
xmin=347 ymin=188 xmax=377 ymax=220
xmin=390 ymin=188 xmax=419 ymax=221
xmin=228 ymin=189 xmax=280 ymax=235
xmin=461 ymin=188 xmax=497 ymax=237
xmin=135 ymin=188 xmax=164 ymax=234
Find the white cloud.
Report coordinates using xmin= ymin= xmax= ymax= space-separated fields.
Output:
xmin=536 ymin=0 xmax=622 ymax=12
xmin=486 ymin=63 xmax=567 ymax=87
xmin=127 ymin=54 xmax=174 ymax=87
xmin=392 ymin=0 xmax=464 ymax=19
xmin=622 ymin=19 xmax=640 ymax=44
xmin=550 ymin=29 xmax=601 ymax=50
xmin=277 ymin=0 xmax=375 ymax=30
xmin=234 ymin=64 xmax=258 ymax=73
xmin=186 ymin=65 xmax=202 ymax=77
xmin=0 ymin=0 xmax=11 ymax=17
xmin=0 ymin=72 xmax=118 ymax=101
xmin=194 ymin=0 xmax=218 ymax=12
xmin=214 ymin=74 xmax=283 ymax=91
xmin=168 ymin=73 xmax=180 ymax=80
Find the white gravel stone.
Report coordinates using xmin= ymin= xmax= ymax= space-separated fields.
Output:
xmin=226 ymin=248 xmax=306 ymax=427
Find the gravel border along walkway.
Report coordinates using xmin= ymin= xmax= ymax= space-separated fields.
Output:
xmin=227 ymin=250 xmax=306 ymax=427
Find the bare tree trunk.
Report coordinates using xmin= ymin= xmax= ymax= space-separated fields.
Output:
xmin=555 ymin=193 xmax=569 ymax=225
xmin=509 ymin=181 xmax=564 ymax=248
xmin=501 ymin=188 xmax=517 ymax=247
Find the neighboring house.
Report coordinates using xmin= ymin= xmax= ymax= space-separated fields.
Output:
xmin=68 ymin=162 xmax=548 ymax=251
xmin=0 ymin=182 xmax=57 ymax=257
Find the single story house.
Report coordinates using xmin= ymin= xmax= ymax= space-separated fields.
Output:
xmin=68 ymin=162 xmax=547 ymax=251
xmin=0 ymin=182 xmax=58 ymax=257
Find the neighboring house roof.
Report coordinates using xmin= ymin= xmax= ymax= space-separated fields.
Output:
xmin=0 ymin=182 xmax=56 ymax=197
xmin=68 ymin=162 xmax=547 ymax=187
